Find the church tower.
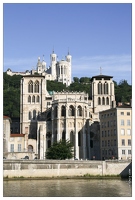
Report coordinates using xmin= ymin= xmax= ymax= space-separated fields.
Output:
xmin=50 ymin=49 xmax=57 ymax=79
xmin=36 ymin=56 xmax=46 ymax=74
xmin=65 ymin=50 xmax=72 ymax=86
xmin=91 ymin=74 xmax=116 ymax=118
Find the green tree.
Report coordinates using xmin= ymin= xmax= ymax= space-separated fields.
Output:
xmin=47 ymin=80 xmax=66 ymax=92
xmin=46 ymin=139 xmax=74 ymax=160
xmin=73 ymin=77 xmax=79 ymax=83
xmin=3 ymin=73 xmax=22 ymax=118
xmin=80 ymin=77 xmax=91 ymax=83
xmin=115 ymin=79 xmax=132 ymax=104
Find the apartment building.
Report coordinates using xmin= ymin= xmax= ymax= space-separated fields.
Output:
xmin=99 ymin=105 xmax=132 ymax=160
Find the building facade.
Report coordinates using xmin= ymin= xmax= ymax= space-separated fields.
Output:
xmin=99 ymin=106 xmax=132 ymax=160
xmin=18 ymin=74 xmax=117 ymax=160
xmin=3 ymin=116 xmax=11 ymax=155
xmin=6 ymin=49 xmax=132 ymax=160
xmin=37 ymin=91 xmax=91 ymax=159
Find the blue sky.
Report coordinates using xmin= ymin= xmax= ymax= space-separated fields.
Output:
xmin=3 ymin=2 xmax=132 ymax=84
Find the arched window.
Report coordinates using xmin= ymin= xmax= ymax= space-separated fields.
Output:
xmin=28 ymin=95 xmax=31 ymax=103
xmin=28 ymin=80 xmax=33 ymax=93
xmin=32 ymin=95 xmax=35 ymax=103
xmin=34 ymin=80 xmax=39 ymax=93
xmin=102 ymin=97 xmax=105 ymax=105
xmin=33 ymin=110 xmax=36 ymax=120
xmin=98 ymin=82 xmax=102 ymax=94
xmin=62 ymin=131 xmax=66 ymax=140
xmin=70 ymin=131 xmax=75 ymax=145
xmin=106 ymin=97 xmax=109 ymax=105
xmin=48 ymin=140 xmax=51 ymax=148
xmin=98 ymin=97 xmax=101 ymax=105
xmin=85 ymin=106 xmax=87 ymax=117
xmin=77 ymin=106 xmax=82 ymax=116
xmin=36 ymin=95 xmax=40 ymax=102
xmin=69 ymin=105 xmax=75 ymax=116
xmin=61 ymin=66 xmax=63 ymax=74
xmin=61 ymin=105 xmax=66 ymax=117
xmin=78 ymin=131 xmax=81 ymax=146
xmin=28 ymin=145 xmax=33 ymax=152
xmin=54 ymin=130 xmax=57 ymax=142
xmin=104 ymin=82 xmax=108 ymax=94
xmin=29 ymin=111 xmax=32 ymax=120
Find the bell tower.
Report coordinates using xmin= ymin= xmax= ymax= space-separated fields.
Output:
xmin=91 ymin=74 xmax=116 ymax=116
xmin=65 ymin=50 xmax=72 ymax=86
xmin=50 ymin=49 xmax=57 ymax=80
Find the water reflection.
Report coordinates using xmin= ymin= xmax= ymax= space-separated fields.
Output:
xmin=3 ymin=179 xmax=132 ymax=197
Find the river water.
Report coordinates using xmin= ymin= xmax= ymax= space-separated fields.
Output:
xmin=3 ymin=179 xmax=132 ymax=197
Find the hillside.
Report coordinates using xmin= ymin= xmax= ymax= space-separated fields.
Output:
xmin=3 ymin=72 xmax=132 ymax=118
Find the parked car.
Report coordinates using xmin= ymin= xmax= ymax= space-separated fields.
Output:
xmin=21 ymin=156 xmax=29 ymax=160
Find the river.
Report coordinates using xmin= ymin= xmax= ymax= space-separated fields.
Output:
xmin=3 ymin=179 xmax=132 ymax=197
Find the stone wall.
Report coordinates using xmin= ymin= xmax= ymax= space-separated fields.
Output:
xmin=3 ymin=160 xmax=131 ymax=178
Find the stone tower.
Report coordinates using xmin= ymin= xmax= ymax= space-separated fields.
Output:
xmin=36 ymin=56 xmax=46 ymax=74
xmin=50 ymin=50 xmax=57 ymax=80
xmin=91 ymin=74 xmax=116 ymax=120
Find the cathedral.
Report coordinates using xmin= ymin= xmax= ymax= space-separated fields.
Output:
xmin=19 ymin=61 xmax=116 ymax=159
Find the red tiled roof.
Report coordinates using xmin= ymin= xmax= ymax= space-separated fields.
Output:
xmin=3 ymin=116 xmax=10 ymax=119
xmin=10 ymin=134 xmax=25 ymax=137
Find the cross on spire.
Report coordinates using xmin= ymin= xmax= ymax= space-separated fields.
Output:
xmin=100 ymin=67 xmax=102 ymax=75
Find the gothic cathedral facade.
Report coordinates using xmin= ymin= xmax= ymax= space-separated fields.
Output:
xmin=20 ymin=70 xmax=116 ymax=159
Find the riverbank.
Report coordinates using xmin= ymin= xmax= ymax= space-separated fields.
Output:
xmin=3 ymin=159 xmax=132 ymax=179
xmin=3 ymin=174 xmax=123 ymax=181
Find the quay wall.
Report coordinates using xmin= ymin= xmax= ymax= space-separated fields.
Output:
xmin=3 ymin=160 xmax=132 ymax=178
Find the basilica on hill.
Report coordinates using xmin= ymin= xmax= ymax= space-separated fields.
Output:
xmin=5 ymin=50 xmax=131 ymax=161
xmin=6 ymin=50 xmax=72 ymax=86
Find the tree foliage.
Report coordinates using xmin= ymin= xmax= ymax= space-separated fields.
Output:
xmin=46 ymin=139 xmax=74 ymax=160
xmin=3 ymin=72 xmax=132 ymax=118
xmin=114 ymin=79 xmax=132 ymax=103
xmin=3 ymin=73 xmax=22 ymax=118
xmin=47 ymin=80 xmax=66 ymax=92
xmin=73 ymin=77 xmax=79 ymax=83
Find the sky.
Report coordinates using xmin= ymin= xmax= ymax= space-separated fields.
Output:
xmin=2 ymin=2 xmax=133 ymax=85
